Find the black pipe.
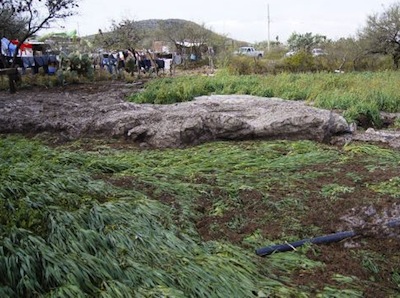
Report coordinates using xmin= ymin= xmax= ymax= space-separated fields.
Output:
xmin=256 ymin=219 xmax=400 ymax=257
xmin=256 ymin=231 xmax=356 ymax=256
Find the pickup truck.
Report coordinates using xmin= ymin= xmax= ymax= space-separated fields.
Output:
xmin=234 ymin=46 xmax=264 ymax=58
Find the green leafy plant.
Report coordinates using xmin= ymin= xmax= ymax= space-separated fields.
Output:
xmin=61 ymin=51 xmax=94 ymax=78
xmin=0 ymin=136 xmax=302 ymax=297
xmin=391 ymin=270 xmax=400 ymax=289
xmin=368 ymin=177 xmax=400 ymax=199
xmin=282 ymin=50 xmax=316 ymax=72
xmin=394 ymin=117 xmax=400 ymax=128
xmin=321 ymin=183 xmax=355 ymax=200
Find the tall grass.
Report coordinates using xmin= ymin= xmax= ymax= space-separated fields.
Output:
xmin=129 ymin=71 xmax=400 ymax=127
xmin=110 ymin=140 xmax=338 ymax=198
xmin=2 ymin=136 xmax=400 ymax=296
xmin=1 ymin=135 xmax=309 ymax=297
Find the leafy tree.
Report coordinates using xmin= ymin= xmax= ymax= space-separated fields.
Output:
xmin=287 ymin=32 xmax=327 ymax=52
xmin=359 ymin=2 xmax=400 ymax=68
xmin=324 ymin=37 xmax=370 ymax=71
xmin=0 ymin=0 xmax=79 ymax=92
xmin=94 ymin=19 xmax=143 ymax=53
xmin=159 ymin=20 xmax=211 ymax=59
xmin=93 ymin=19 xmax=145 ymax=77
xmin=160 ymin=20 xmax=207 ymax=45
xmin=0 ymin=8 xmax=27 ymax=39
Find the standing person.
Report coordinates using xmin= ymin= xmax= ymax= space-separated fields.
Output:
xmin=117 ymin=51 xmax=125 ymax=71
xmin=207 ymin=46 xmax=215 ymax=71
xmin=107 ymin=53 xmax=117 ymax=74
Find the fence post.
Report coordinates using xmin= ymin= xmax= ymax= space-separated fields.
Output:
xmin=0 ymin=68 xmax=19 ymax=93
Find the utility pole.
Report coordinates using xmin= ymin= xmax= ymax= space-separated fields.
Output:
xmin=267 ymin=4 xmax=271 ymax=52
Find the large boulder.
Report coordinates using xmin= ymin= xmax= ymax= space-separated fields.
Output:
xmin=108 ymin=95 xmax=350 ymax=148
xmin=0 ymin=88 xmax=350 ymax=148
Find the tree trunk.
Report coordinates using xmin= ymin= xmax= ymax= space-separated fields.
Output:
xmin=393 ymin=53 xmax=400 ymax=69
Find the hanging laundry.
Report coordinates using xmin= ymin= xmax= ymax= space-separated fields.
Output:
xmin=1 ymin=37 xmax=17 ymax=56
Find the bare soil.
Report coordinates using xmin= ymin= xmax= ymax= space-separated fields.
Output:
xmin=2 ymin=81 xmax=400 ymax=297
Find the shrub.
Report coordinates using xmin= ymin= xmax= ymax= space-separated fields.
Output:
xmin=282 ymin=51 xmax=315 ymax=72
xmin=226 ymin=56 xmax=269 ymax=75
xmin=125 ymin=58 xmax=137 ymax=75
xmin=343 ymin=102 xmax=382 ymax=128
xmin=61 ymin=52 xmax=94 ymax=78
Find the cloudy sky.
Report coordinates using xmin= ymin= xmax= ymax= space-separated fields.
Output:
xmin=50 ymin=0 xmax=395 ymax=43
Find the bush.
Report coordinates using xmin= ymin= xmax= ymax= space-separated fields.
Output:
xmin=343 ymin=102 xmax=382 ymax=128
xmin=226 ymin=56 xmax=270 ymax=75
xmin=61 ymin=52 xmax=94 ymax=78
xmin=125 ymin=58 xmax=137 ymax=74
xmin=224 ymin=51 xmax=337 ymax=75
xmin=282 ymin=51 xmax=316 ymax=72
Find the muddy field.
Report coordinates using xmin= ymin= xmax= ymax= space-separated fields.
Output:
xmin=1 ymin=81 xmax=400 ymax=297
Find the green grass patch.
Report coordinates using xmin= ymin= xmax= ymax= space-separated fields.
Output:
xmin=129 ymin=71 xmax=400 ymax=127
xmin=368 ymin=177 xmax=400 ymax=199
xmin=1 ymin=135 xmax=400 ymax=296
xmin=0 ymin=135 xmax=313 ymax=297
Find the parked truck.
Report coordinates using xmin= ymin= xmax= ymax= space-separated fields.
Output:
xmin=234 ymin=46 xmax=264 ymax=58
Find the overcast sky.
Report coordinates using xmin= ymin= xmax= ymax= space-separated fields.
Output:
xmin=50 ymin=0 xmax=396 ymax=43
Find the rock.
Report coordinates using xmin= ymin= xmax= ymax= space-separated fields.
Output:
xmin=353 ymin=128 xmax=400 ymax=149
xmin=0 ymin=90 xmax=352 ymax=148
xmin=340 ymin=203 xmax=400 ymax=239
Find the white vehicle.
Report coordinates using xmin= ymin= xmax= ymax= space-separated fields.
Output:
xmin=284 ymin=50 xmax=297 ymax=57
xmin=284 ymin=48 xmax=327 ymax=57
xmin=311 ymin=48 xmax=326 ymax=57
xmin=234 ymin=46 xmax=264 ymax=58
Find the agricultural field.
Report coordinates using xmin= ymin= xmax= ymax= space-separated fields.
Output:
xmin=1 ymin=136 xmax=400 ymax=297
xmin=1 ymin=71 xmax=400 ymax=297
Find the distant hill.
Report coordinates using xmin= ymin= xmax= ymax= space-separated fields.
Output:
xmin=84 ymin=18 xmax=247 ymax=49
xmin=126 ymin=18 xmax=228 ymax=41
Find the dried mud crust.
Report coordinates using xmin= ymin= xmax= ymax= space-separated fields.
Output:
xmin=1 ymin=80 xmax=399 ymax=150
xmin=0 ymin=81 xmax=146 ymax=143
xmin=0 ymin=81 xmax=143 ymax=101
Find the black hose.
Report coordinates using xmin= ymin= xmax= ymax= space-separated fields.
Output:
xmin=256 ymin=231 xmax=356 ymax=256
xmin=256 ymin=219 xmax=400 ymax=257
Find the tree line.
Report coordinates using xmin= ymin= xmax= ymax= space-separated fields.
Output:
xmin=2 ymin=0 xmax=400 ymax=74
xmin=255 ymin=2 xmax=400 ymax=71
